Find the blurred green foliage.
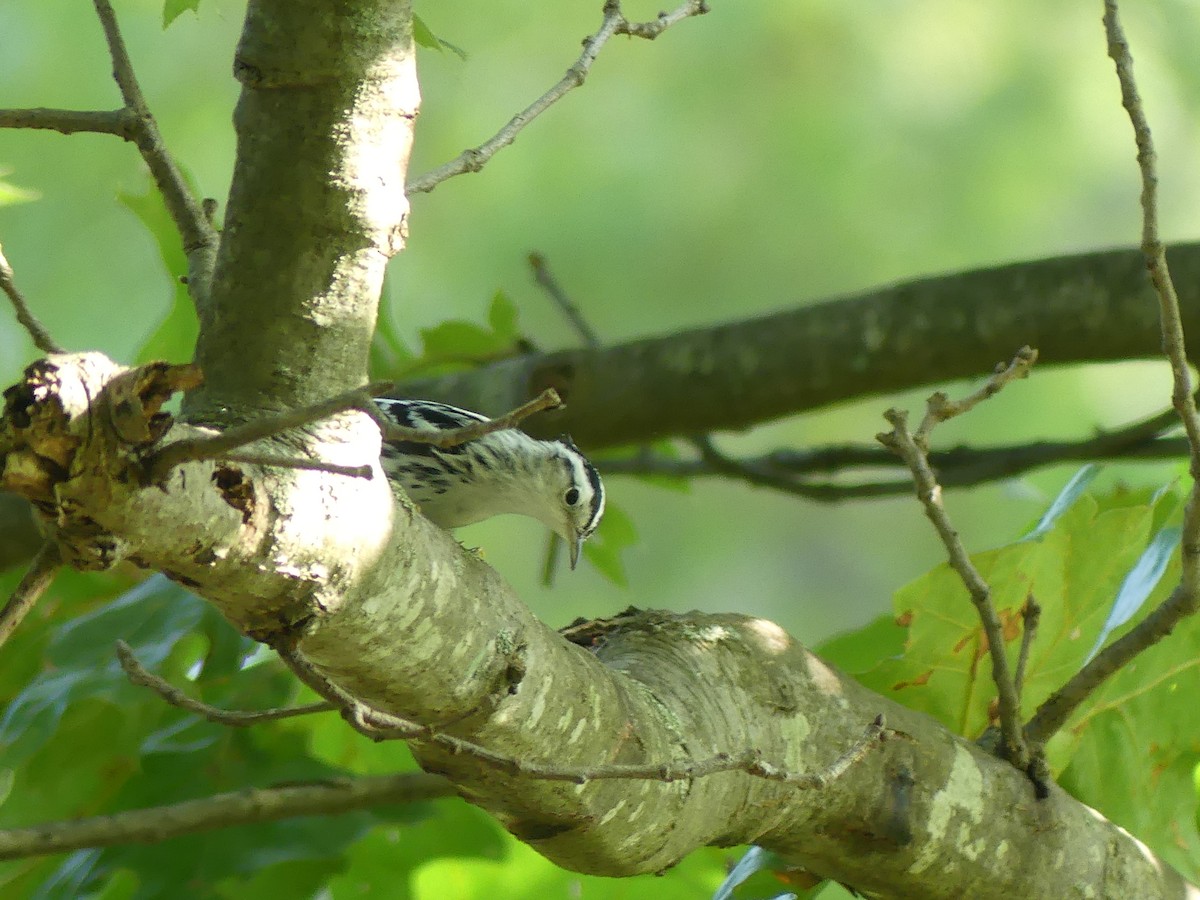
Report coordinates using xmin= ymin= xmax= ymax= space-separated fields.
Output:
xmin=2 ymin=0 xmax=1200 ymax=896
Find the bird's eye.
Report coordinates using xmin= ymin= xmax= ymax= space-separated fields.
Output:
xmin=565 ymin=488 xmax=580 ymax=506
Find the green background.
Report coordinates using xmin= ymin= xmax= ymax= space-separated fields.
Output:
xmin=2 ymin=1 xmax=1200 ymax=896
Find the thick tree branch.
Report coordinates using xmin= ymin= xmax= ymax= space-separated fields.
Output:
xmin=0 ymin=773 xmax=456 ymax=861
xmin=393 ymin=243 xmax=1200 ymax=449
xmin=184 ymin=0 xmax=417 ymax=418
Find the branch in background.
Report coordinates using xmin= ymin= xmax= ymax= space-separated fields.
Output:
xmin=0 ymin=772 xmax=456 ymax=861
xmin=393 ymin=243 xmax=1200 ymax=450
xmin=529 ymin=252 xmax=603 ymax=349
xmin=0 ymin=542 xmax=61 ymax=649
xmin=117 ymin=640 xmax=335 ymax=727
xmin=0 ymin=245 xmax=63 ymax=354
xmin=597 ymin=406 xmax=1186 ymax=501
xmin=405 ymin=0 xmax=709 ymax=195
xmin=878 ymin=350 xmax=1036 ymax=775
xmin=1027 ymin=1 xmax=1200 ymax=746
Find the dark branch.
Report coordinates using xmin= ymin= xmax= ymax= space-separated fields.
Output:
xmin=598 ymin=405 xmax=1185 ymax=500
xmin=393 ymin=244 xmax=1200 ymax=450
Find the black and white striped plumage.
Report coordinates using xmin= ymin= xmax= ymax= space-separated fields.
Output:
xmin=374 ymin=398 xmax=605 ymax=568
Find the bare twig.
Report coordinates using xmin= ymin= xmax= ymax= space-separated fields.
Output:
xmin=93 ymin=0 xmax=216 ymax=302
xmin=878 ymin=351 xmax=1036 ymax=770
xmin=914 ymin=347 xmax=1038 ymax=444
xmin=529 ymin=252 xmax=602 ymax=348
xmin=406 ymin=0 xmax=710 ymax=195
xmin=0 ymin=107 xmax=137 ymax=138
xmin=144 ymin=382 xmax=392 ymax=483
xmin=0 ymin=245 xmax=63 ymax=354
xmin=1027 ymin=1 xmax=1200 ymax=748
xmin=279 ymin=644 xmax=892 ymax=787
xmin=379 ymin=388 xmax=563 ymax=448
xmin=117 ymin=640 xmax=336 ymax=726
xmin=0 ymin=542 xmax=61 ymax=649
xmin=0 ymin=772 xmax=456 ymax=861
xmin=219 ymin=453 xmax=374 ymax=480
xmin=1014 ymin=595 xmax=1041 ymax=700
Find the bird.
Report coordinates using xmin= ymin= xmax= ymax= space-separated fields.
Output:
xmin=373 ymin=398 xmax=605 ymax=569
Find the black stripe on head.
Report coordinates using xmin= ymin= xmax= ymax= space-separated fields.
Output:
xmin=557 ymin=435 xmax=605 ymax=535
xmin=582 ymin=460 xmax=605 ymax=534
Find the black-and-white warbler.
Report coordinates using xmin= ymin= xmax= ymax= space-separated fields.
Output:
xmin=374 ymin=398 xmax=606 ymax=568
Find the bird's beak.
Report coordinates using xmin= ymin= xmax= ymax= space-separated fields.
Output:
xmin=570 ymin=534 xmax=584 ymax=570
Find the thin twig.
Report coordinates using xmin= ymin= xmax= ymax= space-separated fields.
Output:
xmin=379 ymin=388 xmax=563 ymax=448
xmin=1027 ymin=1 xmax=1200 ymax=748
xmin=278 ymin=644 xmax=891 ymax=787
xmin=0 ymin=107 xmax=137 ymax=137
xmin=1013 ymin=594 xmax=1041 ymax=700
xmin=0 ymin=542 xmax=61 ymax=649
xmin=91 ymin=0 xmax=217 ymax=304
xmin=144 ymin=382 xmax=392 ymax=483
xmin=0 ymin=245 xmax=63 ymax=354
xmin=914 ymin=346 xmax=1038 ymax=445
xmin=1106 ymin=0 xmax=1200 ymax=588
xmin=116 ymin=640 xmax=336 ymax=726
xmin=878 ymin=351 xmax=1036 ymax=770
xmin=0 ymin=772 xmax=455 ymax=861
xmin=220 ymin=453 xmax=374 ymax=480
xmin=529 ymin=252 xmax=603 ymax=348
xmin=526 ymin=252 xmax=600 ymax=578
xmin=405 ymin=0 xmax=710 ymax=195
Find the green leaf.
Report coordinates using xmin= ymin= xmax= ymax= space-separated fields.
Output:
xmin=1084 ymin=524 xmax=1180 ymax=663
xmin=1019 ymin=463 xmax=1100 ymax=541
xmin=0 ymin=168 xmax=38 ymax=206
xmin=118 ymin=182 xmax=197 ymax=365
xmin=581 ymin=502 xmax=637 ymax=587
xmin=856 ymin=492 xmax=1153 ymax=741
xmin=162 ymin=0 xmax=202 ymax=28
xmin=487 ymin=290 xmax=519 ymax=340
xmin=816 ymin=613 xmax=904 ymax=674
xmin=412 ymin=15 xmax=467 ymax=60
